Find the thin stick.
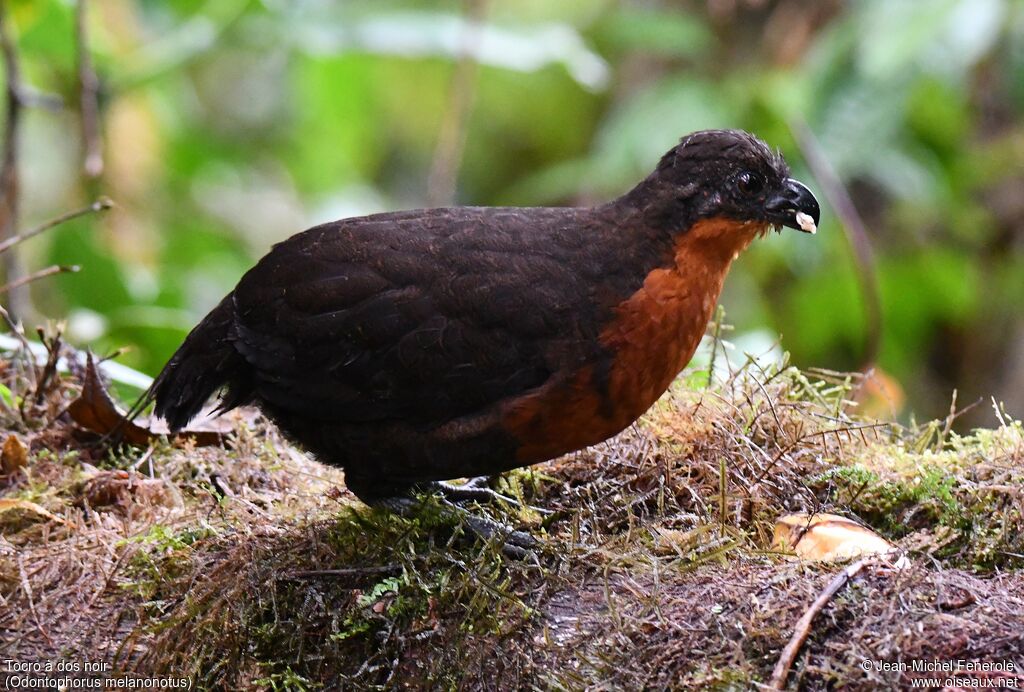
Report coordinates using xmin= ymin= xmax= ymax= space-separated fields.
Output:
xmin=18 ymin=555 xmax=55 ymax=648
xmin=426 ymin=0 xmax=487 ymax=206
xmin=75 ymin=0 xmax=103 ymax=178
xmin=0 ymin=1 xmax=27 ymax=318
xmin=0 ymin=301 xmax=29 ymax=351
xmin=707 ymin=304 xmax=725 ymax=387
xmin=0 ymin=301 xmax=35 ymax=396
xmin=83 ymin=547 xmax=131 ymax=611
xmin=768 ymin=558 xmax=870 ymax=690
xmin=0 ymin=264 xmax=79 ymax=294
xmin=790 ymin=119 xmax=882 ymax=366
xmin=0 ymin=197 xmax=112 ymax=255
xmin=718 ymin=455 xmax=728 ymax=532
xmin=32 ymin=325 xmax=62 ymax=406
xmin=282 ymin=565 xmax=401 ymax=580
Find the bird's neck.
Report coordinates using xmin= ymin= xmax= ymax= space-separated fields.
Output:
xmin=594 ymin=216 xmax=766 ymax=426
xmin=500 ymin=215 xmax=764 ymax=466
xmin=675 ymin=216 xmax=765 ymax=269
xmin=610 ymin=173 xmax=701 ymax=234
xmin=601 ymin=188 xmax=763 ymax=273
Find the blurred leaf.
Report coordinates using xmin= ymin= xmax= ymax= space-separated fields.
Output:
xmin=856 ymin=0 xmax=1007 ymax=80
xmin=1 ymin=434 xmax=27 ymax=474
xmin=0 ymin=384 xmax=14 ymax=410
xmin=869 ymin=147 xmax=939 ymax=202
xmin=466 ymin=66 xmax=600 ymax=202
xmin=115 ymin=0 xmax=252 ymax=90
xmin=745 ymin=70 xmax=813 ymax=139
xmin=1010 ymin=10 xmax=1024 ymax=108
xmin=510 ymin=75 xmax=733 ymax=202
xmin=104 ymin=306 xmax=197 ymax=374
xmin=930 ymin=0 xmax=1008 ymax=76
xmin=488 ymin=0 xmax=612 ymax=25
xmin=855 ymin=0 xmax=960 ymax=79
xmin=0 ymin=498 xmax=65 ymax=524
xmin=907 ymin=77 xmax=970 ymax=155
xmin=276 ymin=11 xmax=610 ymax=90
xmin=590 ymin=77 xmax=732 ymax=193
xmin=290 ymin=55 xmax=387 ymax=193
xmin=17 ymin=0 xmax=74 ymax=68
xmin=877 ymin=250 xmax=980 ymax=375
xmin=501 ymin=158 xmax=591 ymax=205
xmin=594 ymin=8 xmax=713 ymax=59
xmin=815 ymin=78 xmax=906 ymax=180
xmin=781 ymin=260 xmax=863 ymax=367
xmin=46 ymin=222 xmax=134 ymax=314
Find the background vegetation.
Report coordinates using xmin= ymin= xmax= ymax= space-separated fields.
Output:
xmin=5 ymin=0 xmax=1024 ymax=424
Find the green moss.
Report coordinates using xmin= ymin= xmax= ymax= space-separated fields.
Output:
xmin=253 ymin=666 xmax=322 ymax=691
xmin=808 ymin=422 xmax=1023 ymax=571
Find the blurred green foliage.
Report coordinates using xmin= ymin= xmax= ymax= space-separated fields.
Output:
xmin=5 ymin=0 xmax=1024 ymax=423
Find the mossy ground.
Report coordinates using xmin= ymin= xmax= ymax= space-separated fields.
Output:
xmin=1 ymin=344 xmax=1023 ymax=690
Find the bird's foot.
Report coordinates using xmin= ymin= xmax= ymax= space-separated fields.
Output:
xmin=460 ymin=476 xmax=493 ymax=490
xmin=371 ymin=493 xmax=540 ymax=560
xmin=426 ymin=479 xmax=516 ymax=504
xmin=423 ymin=479 xmax=553 ymax=516
xmin=445 ymin=500 xmax=539 ymax=560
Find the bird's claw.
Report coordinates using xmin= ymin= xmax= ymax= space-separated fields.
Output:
xmin=455 ymin=507 xmax=541 ymax=560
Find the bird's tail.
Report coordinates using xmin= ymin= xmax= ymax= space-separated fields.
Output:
xmin=143 ymin=293 xmax=252 ymax=432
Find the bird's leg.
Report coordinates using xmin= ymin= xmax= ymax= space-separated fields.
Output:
xmin=461 ymin=475 xmax=495 ymax=490
xmin=436 ymin=496 xmax=539 ymax=560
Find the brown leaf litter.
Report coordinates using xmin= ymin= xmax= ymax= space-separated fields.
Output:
xmin=67 ymin=353 xmax=231 ymax=446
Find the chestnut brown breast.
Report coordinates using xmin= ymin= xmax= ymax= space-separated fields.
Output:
xmin=501 ymin=217 xmax=765 ymax=463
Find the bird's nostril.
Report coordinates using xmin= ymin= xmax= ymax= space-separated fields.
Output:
xmin=764 ymin=196 xmax=793 ymax=213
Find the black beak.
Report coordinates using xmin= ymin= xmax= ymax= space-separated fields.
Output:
xmin=765 ymin=178 xmax=820 ymax=234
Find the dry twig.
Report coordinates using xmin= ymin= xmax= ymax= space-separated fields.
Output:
xmin=768 ymin=558 xmax=871 ymax=690
xmin=282 ymin=565 xmax=402 ymax=580
xmin=0 ymin=264 xmax=79 ymax=295
xmin=0 ymin=197 xmax=112 ymax=255
xmin=32 ymin=325 xmax=63 ymax=406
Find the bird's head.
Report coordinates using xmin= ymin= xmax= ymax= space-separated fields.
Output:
xmin=627 ymin=129 xmax=820 ymax=238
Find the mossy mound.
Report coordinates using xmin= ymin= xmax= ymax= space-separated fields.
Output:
xmin=1 ymin=347 xmax=1022 ymax=689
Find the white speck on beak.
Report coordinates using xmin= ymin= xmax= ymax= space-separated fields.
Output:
xmin=795 ymin=211 xmax=817 ymax=234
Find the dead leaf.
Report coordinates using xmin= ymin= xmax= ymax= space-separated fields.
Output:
xmin=0 ymin=498 xmax=67 ymax=525
xmin=773 ymin=512 xmax=910 ymax=567
xmin=78 ymin=470 xmax=184 ymax=511
xmin=937 ymin=587 xmax=976 ymax=611
xmin=1 ymin=433 xmax=28 ymax=474
xmin=652 ymin=525 xmax=713 ymax=556
xmin=68 ymin=353 xmax=228 ymax=447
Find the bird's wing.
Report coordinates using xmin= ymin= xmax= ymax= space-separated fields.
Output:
xmin=229 ymin=207 xmax=606 ymax=426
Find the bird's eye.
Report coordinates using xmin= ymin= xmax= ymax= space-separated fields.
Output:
xmin=737 ymin=171 xmax=764 ymax=196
